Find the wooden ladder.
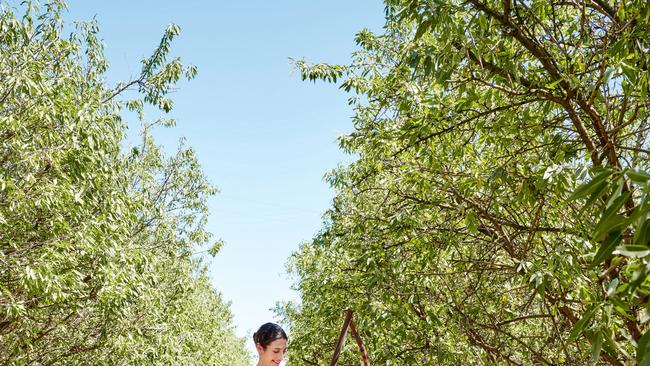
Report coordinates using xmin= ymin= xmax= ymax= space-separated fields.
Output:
xmin=328 ymin=309 xmax=371 ymax=366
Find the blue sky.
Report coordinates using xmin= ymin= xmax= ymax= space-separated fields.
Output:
xmin=64 ymin=0 xmax=385 ymax=359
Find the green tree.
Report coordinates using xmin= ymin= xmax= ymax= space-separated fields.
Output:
xmin=280 ymin=0 xmax=649 ymax=365
xmin=0 ymin=1 xmax=249 ymax=364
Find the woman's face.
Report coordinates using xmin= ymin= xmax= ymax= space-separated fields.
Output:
xmin=256 ymin=338 xmax=288 ymax=366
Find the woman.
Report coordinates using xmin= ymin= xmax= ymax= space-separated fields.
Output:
xmin=253 ymin=322 xmax=288 ymax=366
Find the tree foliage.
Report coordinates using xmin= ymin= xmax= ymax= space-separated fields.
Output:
xmin=0 ymin=2 xmax=249 ymax=364
xmin=280 ymin=0 xmax=650 ymax=365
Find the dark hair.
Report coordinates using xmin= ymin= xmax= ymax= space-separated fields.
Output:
xmin=253 ymin=322 xmax=287 ymax=348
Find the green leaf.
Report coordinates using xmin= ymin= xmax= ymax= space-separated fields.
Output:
xmin=414 ymin=18 xmax=431 ymax=41
xmin=605 ymin=176 xmax=625 ymax=208
xmin=603 ymin=67 xmax=615 ymax=82
xmin=628 ymin=170 xmax=650 ymax=185
xmin=582 ymin=180 xmax=610 ymax=212
xmin=637 ymin=331 xmax=650 ymax=364
xmin=621 ymin=61 xmax=638 ymax=83
xmin=590 ymin=230 xmax=622 ymax=269
xmin=592 ymin=192 xmax=630 ymax=241
xmin=569 ymin=170 xmax=611 ymax=201
xmin=598 ymin=330 xmax=622 ymax=363
xmin=593 ymin=214 xmax=627 ymax=242
xmin=545 ymin=78 xmax=563 ymax=89
xmin=591 ymin=330 xmax=603 ymax=364
xmin=465 ymin=210 xmax=479 ymax=234
xmin=605 ymin=189 xmax=629 ymax=214
xmin=641 ymin=354 xmax=650 ymax=366
xmin=207 ymin=239 xmax=224 ymax=257
xmin=634 ymin=219 xmax=650 ymax=246
xmin=568 ymin=305 xmax=598 ymax=343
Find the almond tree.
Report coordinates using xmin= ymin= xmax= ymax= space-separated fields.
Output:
xmin=0 ymin=2 xmax=249 ymax=364
xmin=280 ymin=0 xmax=649 ymax=364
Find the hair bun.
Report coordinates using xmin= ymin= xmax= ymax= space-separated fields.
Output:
xmin=253 ymin=323 xmax=287 ymax=348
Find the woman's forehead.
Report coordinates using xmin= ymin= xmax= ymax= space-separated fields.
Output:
xmin=268 ymin=338 xmax=288 ymax=348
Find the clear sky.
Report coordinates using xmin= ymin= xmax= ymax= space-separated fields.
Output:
xmin=63 ymin=0 xmax=385 ymax=361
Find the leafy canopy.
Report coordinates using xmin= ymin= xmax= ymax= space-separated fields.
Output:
xmin=280 ymin=0 xmax=650 ymax=365
xmin=0 ymin=1 xmax=249 ymax=365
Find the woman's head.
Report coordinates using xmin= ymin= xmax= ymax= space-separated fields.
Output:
xmin=253 ymin=323 xmax=287 ymax=366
